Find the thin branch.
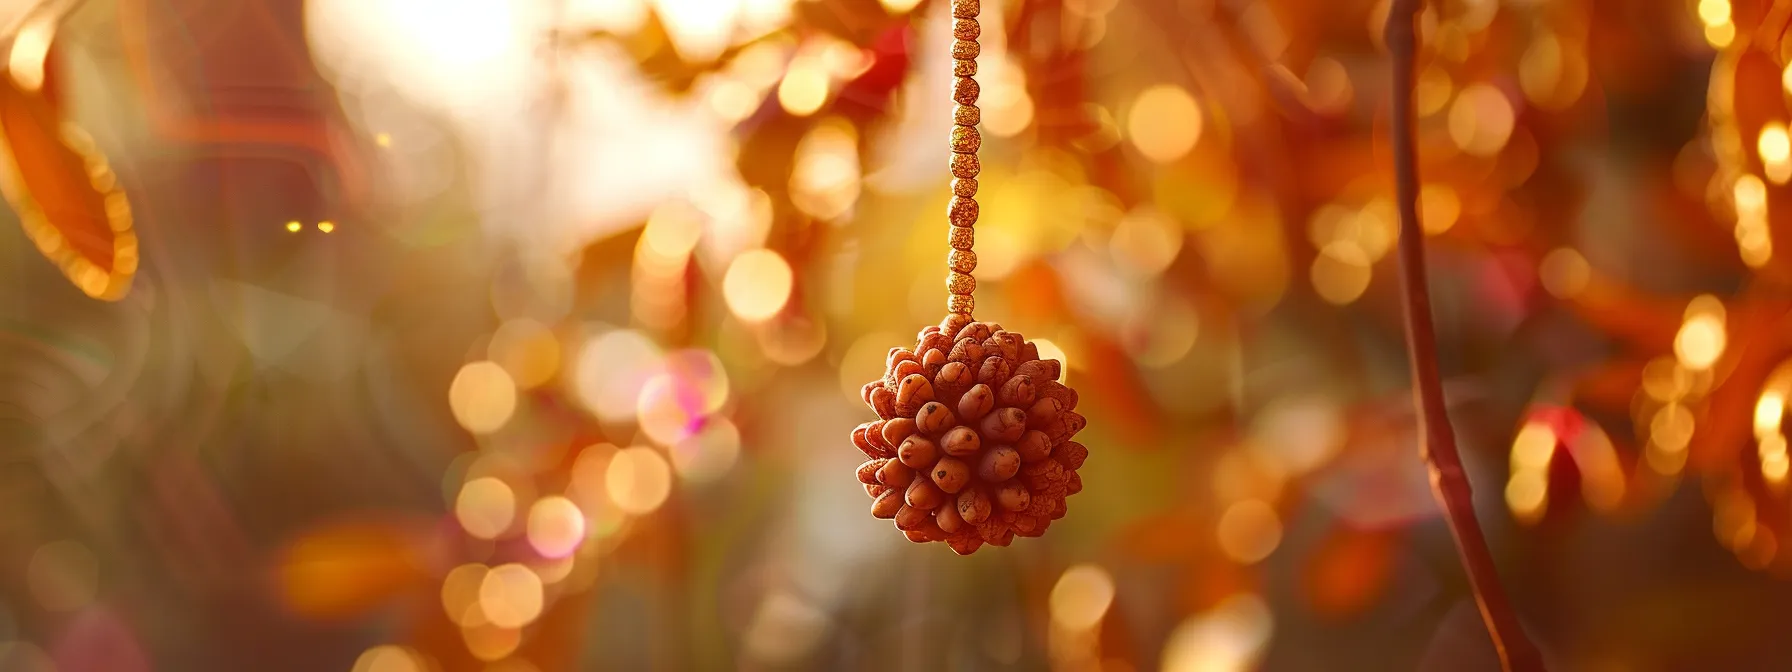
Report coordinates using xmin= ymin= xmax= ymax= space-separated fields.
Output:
xmin=1384 ymin=2 xmax=1546 ymax=671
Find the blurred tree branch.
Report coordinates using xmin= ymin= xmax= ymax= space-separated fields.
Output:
xmin=1385 ymin=0 xmax=1547 ymax=670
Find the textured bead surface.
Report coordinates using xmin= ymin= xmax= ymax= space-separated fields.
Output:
xmin=949 ymin=249 xmax=977 ymax=273
xmin=951 ymin=126 xmax=981 ymax=153
xmin=954 ymin=18 xmax=980 ymax=40
xmin=947 ymin=271 xmax=976 ymax=295
xmin=949 ymin=226 xmax=974 ymax=250
xmin=853 ymin=322 xmax=1089 ymax=554
xmin=947 ymin=293 xmax=975 ymax=315
xmin=948 ymin=196 xmax=979 ymax=227
xmin=954 ymin=59 xmax=977 ymax=77
xmin=954 ymin=104 xmax=980 ymax=126
xmin=953 ymin=77 xmax=980 ymax=105
xmin=951 ymin=153 xmax=980 ymax=178
xmin=952 ymin=40 xmax=980 ymax=60
xmin=952 ymin=178 xmax=978 ymax=198
xmin=949 ymin=248 xmax=979 ymax=274
xmin=952 ymin=0 xmax=979 ymax=18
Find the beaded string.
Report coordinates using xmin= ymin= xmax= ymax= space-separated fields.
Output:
xmin=945 ymin=0 xmax=982 ymax=318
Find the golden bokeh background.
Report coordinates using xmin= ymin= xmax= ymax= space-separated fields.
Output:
xmin=1 ymin=0 xmax=1791 ymax=670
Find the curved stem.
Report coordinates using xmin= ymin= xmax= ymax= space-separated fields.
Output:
xmin=1384 ymin=2 xmax=1545 ymax=671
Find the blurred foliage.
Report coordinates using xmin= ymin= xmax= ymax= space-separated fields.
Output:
xmin=2 ymin=0 xmax=1792 ymax=671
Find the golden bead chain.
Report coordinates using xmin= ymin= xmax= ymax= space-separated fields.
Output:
xmin=946 ymin=0 xmax=982 ymax=318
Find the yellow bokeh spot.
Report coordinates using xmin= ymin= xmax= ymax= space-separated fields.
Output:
xmin=1447 ymin=84 xmax=1515 ymax=157
xmin=1518 ymin=34 xmax=1563 ymax=106
xmin=375 ymin=133 xmax=393 ymax=148
xmin=350 ymin=645 xmax=425 ymax=672
xmin=1415 ymin=66 xmax=1453 ymax=116
xmin=1109 ymin=206 xmax=1184 ymax=275
xmin=1160 ymin=594 xmax=1274 ymax=672
xmin=1698 ymin=0 xmax=1731 ymax=26
xmin=1651 ymin=403 xmax=1696 ymax=452
xmin=1674 ymin=313 xmax=1726 ymax=371
xmin=478 ymin=563 xmax=544 ymax=629
xmin=790 ymin=120 xmax=861 ymax=221
xmin=722 ymin=249 xmax=794 ymax=322
xmin=455 ymin=477 xmax=517 ymax=540
xmin=1304 ymin=56 xmax=1353 ymax=113
xmin=1215 ymin=499 xmax=1282 ymax=563
xmin=488 ymin=318 xmax=562 ymax=389
xmin=1511 ymin=421 xmax=1556 ymax=470
xmin=879 ymin=0 xmax=922 ymax=14
xmin=1759 ymin=124 xmax=1790 ymax=164
xmin=1735 ymin=175 xmax=1768 ymax=218
xmin=1049 ymin=564 xmax=1117 ymax=631
xmin=318 ymin=221 xmax=336 ymax=233
xmin=1705 ymin=21 xmax=1735 ymax=48
xmin=1505 ymin=470 xmax=1549 ymax=521
xmin=573 ymin=329 xmax=665 ymax=424
xmin=1419 ymin=185 xmax=1460 ymax=234
xmin=642 ymin=201 xmax=705 ymax=261
xmin=1756 ymin=390 xmax=1785 ymax=437
xmin=1127 ymin=85 xmax=1203 ymax=164
xmin=1762 ymin=124 xmax=1792 ymax=183
xmin=461 ymin=623 xmax=522 ymax=662
xmin=527 ymin=496 xmax=586 ymax=558
xmin=1539 ymin=248 xmax=1591 ymax=298
xmin=709 ymin=78 xmax=760 ymax=123
xmin=286 ymin=220 xmax=302 ymax=232
xmin=777 ymin=64 xmax=828 ymax=117
xmin=981 ymin=57 xmax=1034 ymax=138
xmin=606 ymin=446 xmax=673 ymax=514
xmin=7 ymin=17 xmax=52 ymax=92
xmin=449 ymin=361 xmax=518 ymax=434
xmin=441 ymin=563 xmax=489 ymax=625
xmin=1310 ymin=241 xmax=1372 ymax=305
xmin=1766 ymin=455 xmax=1791 ymax=484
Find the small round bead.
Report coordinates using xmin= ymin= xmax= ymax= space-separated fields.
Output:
xmin=952 ymin=178 xmax=978 ymax=197
xmin=949 ymin=249 xmax=978 ymax=273
xmin=952 ymin=40 xmax=980 ymax=60
xmin=949 ymin=226 xmax=975 ymax=250
xmin=954 ymin=58 xmax=977 ymax=77
xmin=952 ymin=0 xmax=979 ymax=18
xmin=953 ymin=18 xmax=980 ymax=40
xmin=950 ymin=126 xmax=981 ymax=153
xmin=950 ymin=153 xmax=980 ymax=178
xmin=948 ymin=196 xmax=979 ymax=227
xmin=953 ymin=77 xmax=980 ymax=105
xmin=947 ymin=293 xmax=975 ymax=315
xmin=947 ymin=271 xmax=976 ymax=295
xmin=954 ymin=104 xmax=980 ymax=126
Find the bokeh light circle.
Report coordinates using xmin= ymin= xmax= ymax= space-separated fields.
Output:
xmin=527 ymin=496 xmax=587 ymax=558
xmin=605 ymin=446 xmax=674 ymax=514
xmin=722 ymin=249 xmax=794 ymax=321
xmin=449 ymin=361 xmax=518 ymax=434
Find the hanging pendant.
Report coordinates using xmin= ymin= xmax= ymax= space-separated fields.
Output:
xmin=849 ymin=0 xmax=1088 ymax=555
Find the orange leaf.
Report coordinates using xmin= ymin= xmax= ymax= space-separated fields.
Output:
xmin=0 ymin=71 xmax=136 ymax=300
